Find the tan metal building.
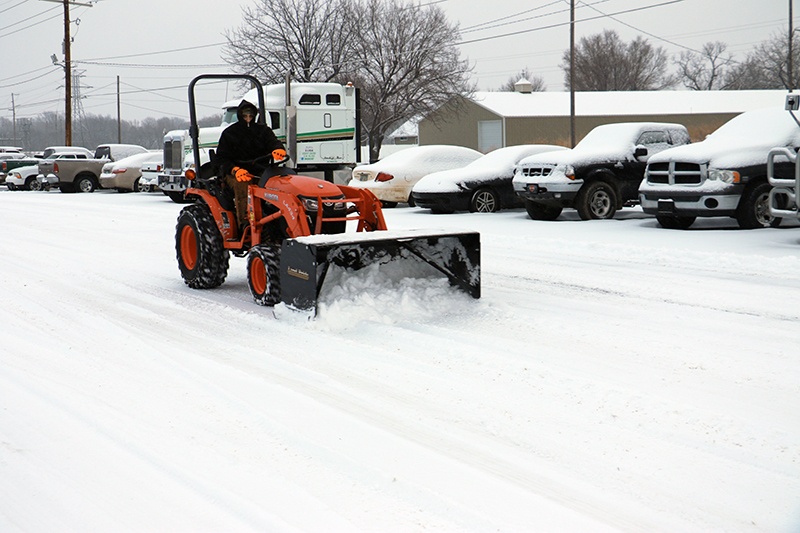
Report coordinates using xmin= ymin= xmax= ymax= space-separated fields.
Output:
xmin=419 ymin=89 xmax=788 ymax=152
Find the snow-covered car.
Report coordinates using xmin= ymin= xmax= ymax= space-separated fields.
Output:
xmin=99 ymin=151 xmax=162 ymax=192
xmin=513 ymin=122 xmax=691 ymax=220
xmin=5 ymin=164 xmax=42 ymax=191
xmin=348 ymin=145 xmax=482 ymax=206
xmin=640 ymin=107 xmax=800 ymax=229
xmin=412 ymin=144 xmax=568 ymax=213
xmin=139 ymin=160 xmax=163 ymax=192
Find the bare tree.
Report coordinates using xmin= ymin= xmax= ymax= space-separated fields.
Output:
xmin=498 ymin=68 xmax=546 ymax=92
xmin=722 ymin=57 xmax=775 ymax=90
xmin=674 ymin=42 xmax=734 ymax=90
xmin=222 ymin=0 xmax=356 ymax=84
xmin=561 ymin=30 xmax=676 ymax=91
xmin=345 ymin=0 xmax=474 ymax=162
xmin=725 ymin=30 xmax=800 ymax=90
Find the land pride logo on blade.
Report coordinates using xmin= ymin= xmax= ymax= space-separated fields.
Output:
xmin=286 ymin=266 xmax=310 ymax=281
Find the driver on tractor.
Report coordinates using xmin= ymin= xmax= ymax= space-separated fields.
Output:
xmin=215 ymin=99 xmax=286 ymax=229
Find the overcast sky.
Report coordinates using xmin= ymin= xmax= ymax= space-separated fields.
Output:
xmin=0 ymin=0 xmax=794 ymax=126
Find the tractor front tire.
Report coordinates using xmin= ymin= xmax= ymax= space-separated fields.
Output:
xmin=176 ymin=203 xmax=229 ymax=289
xmin=247 ymin=244 xmax=281 ymax=306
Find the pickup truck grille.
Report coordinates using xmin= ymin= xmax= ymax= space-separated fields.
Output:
xmin=647 ymin=161 xmax=704 ymax=185
xmin=518 ymin=166 xmax=553 ymax=178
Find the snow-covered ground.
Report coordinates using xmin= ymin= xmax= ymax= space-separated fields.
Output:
xmin=2 ymin=189 xmax=800 ymax=532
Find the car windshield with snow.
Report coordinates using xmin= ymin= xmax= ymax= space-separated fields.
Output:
xmin=411 ymin=144 xmax=567 ymax=213
xmin=512 ymin=122 xmax=690 ymax=220
xmin=347 ymin=145 xmax=482 ymax=207
xmin=639 ymin=107 xmax=800 ymax=229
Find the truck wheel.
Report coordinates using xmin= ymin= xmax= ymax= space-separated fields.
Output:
xmin=175 ymin=203 xmax=229 ymax=289
xmin=736 ymin=181 xmax=781 ymax=229
xmin=576 ymin=181 xmax=617 ymax=220
xmin=470 ymin=188 xmax=500 ymax=213
xmin=656 ymin=214 xmax=696 ymax=229
xmin=247 ymin=244 xmax=281 ymax=306
xmin=525 ymin=200 xmax=562 ymax=220
xmin=75 ymin=175 xmax=96 ymax=193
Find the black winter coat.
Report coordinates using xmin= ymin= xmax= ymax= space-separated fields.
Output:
xmin=215 ymin=99 xmax=284 ymax=177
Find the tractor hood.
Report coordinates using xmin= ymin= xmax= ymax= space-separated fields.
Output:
xmin=265 ymin=174 xmax=344 ymax=198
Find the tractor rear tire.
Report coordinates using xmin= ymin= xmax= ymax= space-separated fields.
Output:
xmin=247 ymin=244 xmax=281 ymax=306
xmin=176 ymin=203 xmax=229 ymax=289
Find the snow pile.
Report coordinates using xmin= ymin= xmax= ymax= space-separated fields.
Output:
xmin=315 ymin=260 xmax=472 ymax=331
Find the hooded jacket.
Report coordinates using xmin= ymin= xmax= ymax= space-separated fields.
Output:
xmin=215 ymin=99 xmax=285 ymax=177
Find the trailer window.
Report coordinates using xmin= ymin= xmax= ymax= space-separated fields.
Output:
xmin=269 ymin=112 xmax=281 ymax=129
xmin=326 ymin=94 xmax=341 ymax=106
xmin=299 ymin=94 xmax=321 ymax=105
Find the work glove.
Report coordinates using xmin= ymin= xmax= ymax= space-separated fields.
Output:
xmin=232 ymin=166 xmax=253 ymax=182
xmin=272 ymin=148 xmax=287 ymax=161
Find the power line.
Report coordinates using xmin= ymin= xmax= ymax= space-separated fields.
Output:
xmin=79 ymin=41 xmax=226 ymax=62
xmin=457 ymin=0 xmax=685 ymax=46
xmin=75 ymin=60 xmax=229 ymax=69
xmin=0 ymin=0 xmax=31 ymax=15
xmin=461 ymin=0 xmax=596 ymax=34
xmin=0 ymin=4 xmax=60 ymax=36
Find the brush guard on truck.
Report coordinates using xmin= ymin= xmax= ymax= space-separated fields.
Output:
xmin=279 ymin=230 xmax=481 ymax=313
xmin=767 ymin=147 xmax=800 ymax=220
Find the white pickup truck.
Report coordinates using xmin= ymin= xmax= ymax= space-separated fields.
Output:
xmin=640 ymin=108 xmax=800 ymax=229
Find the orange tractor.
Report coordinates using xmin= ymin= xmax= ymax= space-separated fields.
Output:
xmin=174 ymin=74 xmax=480 ymax=313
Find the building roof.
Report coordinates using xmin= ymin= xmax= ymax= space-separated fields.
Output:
xmin=471 ymin=90 xmax=789 ymax=118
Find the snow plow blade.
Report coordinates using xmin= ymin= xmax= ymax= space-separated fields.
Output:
xmin=280 ymin=230 xmax=480 ymax=312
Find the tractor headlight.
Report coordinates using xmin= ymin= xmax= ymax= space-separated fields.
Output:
xmin=707 ymin=169 xmax=740 ymax=184
xmin=301 ymin=197 xmax=319 ymax=212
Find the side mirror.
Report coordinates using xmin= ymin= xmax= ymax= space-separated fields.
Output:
xmin=634 ymin=146 xmax=648 ymax=159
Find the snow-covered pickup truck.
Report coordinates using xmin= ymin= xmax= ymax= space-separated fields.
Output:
xmin=639 ymin=108 xmax=800 ymax=229
xmin=39 ymin=144 xmax=147 ymax=193
xmin=512 ymin=122 xmax=690 ymax=220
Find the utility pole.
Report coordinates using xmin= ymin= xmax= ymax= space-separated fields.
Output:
xmin=41 ymin=0 xmax=93 ymax=145
xmin=63 ymin=0 xmax=71 ymax=145
xmin=11 ymin=93 xmax=17 ymax=146
xmin=117 ymin=75 xmax=121 ymax=143
xmin=569 ymin=0 xmax=576 ymax=148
